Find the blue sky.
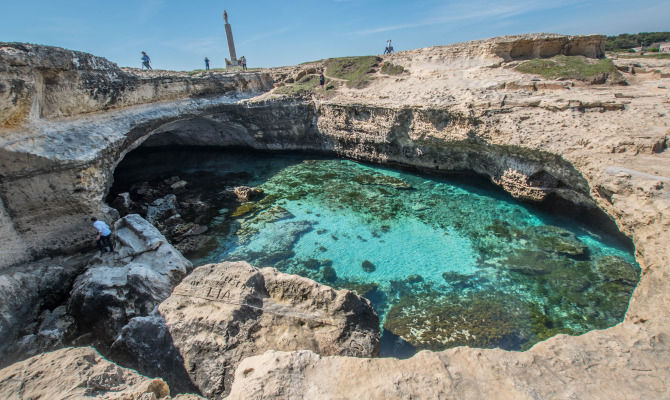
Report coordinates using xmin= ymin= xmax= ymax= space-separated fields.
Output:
xmin=1 ymin=1 xmax=667 ymax=70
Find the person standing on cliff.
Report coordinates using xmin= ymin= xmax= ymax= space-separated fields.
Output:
xmin=319 ymin=72 xmax=325 ymax=88
xmin=205 ymin=57 xmax=210 ymax=71
xmin=141 ymin=51 xmax=152 ymax=70
xmin=240 ymin=55 xmax=247 ymax=70
xmin=91 ymin=217 xmax=114 ymax=254
xmin=384 ymin=39 xmax=393 ymax=54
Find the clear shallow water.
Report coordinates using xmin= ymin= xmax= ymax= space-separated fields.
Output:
xmin=113 ymin=148 xmax=640 ymax=357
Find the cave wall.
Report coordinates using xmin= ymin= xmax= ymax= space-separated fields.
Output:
xmin=0 ymin=96 xmax=596 ymax=268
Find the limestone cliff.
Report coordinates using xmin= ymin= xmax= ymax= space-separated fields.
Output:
xmin=1 ymin=33 xmax=669 ymax=399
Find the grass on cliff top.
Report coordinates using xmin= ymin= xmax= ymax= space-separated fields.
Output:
xmin=274 ymin=74 xmax=321 ymax=96
xmin=515 ymin=55 xmax=620 ymax=81
xmin=324 ymin=56 xmax=381 ymax=88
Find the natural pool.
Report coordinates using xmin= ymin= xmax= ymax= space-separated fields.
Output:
xmin=112 ymin=148 xmax=640 ymax=357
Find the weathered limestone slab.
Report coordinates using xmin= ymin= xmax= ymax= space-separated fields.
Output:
xmin=0 ymin=347 xmax=170 ymax=400
xmin=118 ymin=261 xmax=378 ymax=399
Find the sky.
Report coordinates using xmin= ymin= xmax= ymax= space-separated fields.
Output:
xmin=1 ymin=0 xmax=668 ymax=71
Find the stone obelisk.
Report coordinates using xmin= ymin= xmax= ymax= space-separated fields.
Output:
xmin=223 ymin=10 xmax=238 ymax=68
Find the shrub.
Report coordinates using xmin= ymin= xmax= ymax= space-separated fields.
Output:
xmin=381 ymin=62 xmax=405 ymax=75
xmin=274 ymin=74 xmax=320 ymax=96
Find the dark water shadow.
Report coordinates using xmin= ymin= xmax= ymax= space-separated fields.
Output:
xmin=379 ymin=329 xmax=416 ymax=359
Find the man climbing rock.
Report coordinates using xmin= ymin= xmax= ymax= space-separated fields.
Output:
xmin=91 ymin=217 xmax=114 ymax=254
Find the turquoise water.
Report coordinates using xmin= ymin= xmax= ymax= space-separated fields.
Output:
xmin=113 ymin=148 xmax=640 ymax=357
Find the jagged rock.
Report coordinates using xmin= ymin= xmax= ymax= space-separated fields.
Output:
xmin=233 ymin=186 xmax=264 ymax=202
xmin=126 ymin=261 xmax=378 ymax=399
xmin=493 ymin=168 xmax=547 ymax=202
xmin=174 ymin=235 xmax=216 ymax=256
xmin=0 ymin=254 xmax=88 ymax=367
xmin=111 ymin=192 xmax=134 ymax=216
xmin=110 ymin=311 xmax=200 ymax=395
xmin=0 ymin=347 xmax=170 ymax=400
xmin=11 ymin=305 xmax=76 ymax=362
xmin=67 ymin=214 xmax=191 ymax=345
xmin=164 ymin=176 xmax=181 ymax=185
xmin=146 ymin=195 xmax=178 ymax=226
xmin=170 ymin=180 xmax=188 ymax=191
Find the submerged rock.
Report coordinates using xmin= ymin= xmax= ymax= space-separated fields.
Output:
xmin=384 ymin=292 xmax=538 ymax=350
xmin=354 ymin=174 xmax=412 ymax=190
xmin=530 ymin=225 xmax=588 ymax=258
xmin=233 ymin=186 xmax=264 ymax=202
xmin=321 ymin=265 xmax=338 ymax=282
xmin=594 ymin=255 xmax=640 ymax=286
xmin=137 ymin=261 xmax=379 ymax=399
xmin=361 ymin=260 xmax=376 ymax=273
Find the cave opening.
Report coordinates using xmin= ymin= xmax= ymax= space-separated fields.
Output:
xmin=108 ymin=144 xmax=640 ymax=358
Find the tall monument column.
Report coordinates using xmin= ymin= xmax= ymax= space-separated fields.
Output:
xmin=223 ymin=10 xmax=238 ymax=68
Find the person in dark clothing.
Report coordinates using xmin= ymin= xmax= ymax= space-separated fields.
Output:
xmin=91 ymin=217 xmax=114 ymax=254
xmin=141 ymin=51 xmax=152 ymax=70
xmin=319 ymin=72 xmax=325 ymax=88
xmin=205 ymin=57 xmax=210 ymax=71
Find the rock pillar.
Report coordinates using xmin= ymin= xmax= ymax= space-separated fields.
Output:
xmin=223 ymin=10 xmax=238 ymax=67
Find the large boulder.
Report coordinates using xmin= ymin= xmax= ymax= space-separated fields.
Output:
xmin=114 ymin=261 xmax=379 ymax=399
xmin=68 ymin=214 xmax=191 ymax=345
xmin=0 ymin=253 xmax=88 ymax=367
xmin=110 ymin=311 xmax=200 ymax=395
xmin=0 ymin=347 xmax=170 ymax=400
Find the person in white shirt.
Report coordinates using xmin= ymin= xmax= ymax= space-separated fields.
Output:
xmin=385 ymin=40 xmax=393 ymax=54
xmin=91 ymin=217 xmax=114 ymax=253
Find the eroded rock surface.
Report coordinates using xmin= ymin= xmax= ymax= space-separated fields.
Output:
xmin=113 ymin=261 xmax=379 ymax=399
xmin=68 ymin=214 xmax=191 ymax=345
xmin=0 ymin=254 xmax=88 ymax=367
xmin=0 ymin=347 xmax=170 ymax=400
xmin=1 ymin=33 xmax=670 ymax=399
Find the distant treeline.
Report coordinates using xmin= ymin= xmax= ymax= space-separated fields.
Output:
xmin=605 ymin=32 xmax=670 ymax=51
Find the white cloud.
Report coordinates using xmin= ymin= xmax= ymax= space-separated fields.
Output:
xmin=354 ymin=0 xmax=586 ymax=35
xmin=239 ymin=27 xmax=293 ymax=46
xmin=138 ymin=0 xmax=165 ymax=23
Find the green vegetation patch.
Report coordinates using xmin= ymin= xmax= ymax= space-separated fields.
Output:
xmin=381 ymin=62 xmax=405 ymax=75
xmin=275 ymin=74 xmax=321 ymax=96
xmin=605 ymin=32 xmax=670 ymax=51
xmin=615 ymin=53 xmax=670 ymax=59
xmin=324 ymin=56 xmax=381 ymax=88
xmin=515 ymin=55 xmax=621 ymax=82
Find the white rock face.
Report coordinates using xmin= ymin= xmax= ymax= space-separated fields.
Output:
xmin=67 ymin=214 xmax=191 ymax=344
